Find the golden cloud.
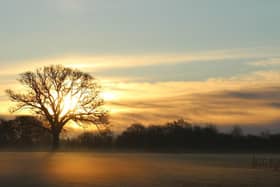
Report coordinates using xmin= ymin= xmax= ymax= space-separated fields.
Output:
xmin=101 ymin=71 xmax=280 ymax=131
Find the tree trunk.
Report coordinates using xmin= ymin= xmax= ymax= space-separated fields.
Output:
xmin=52 ymin=132 xmax=60 ymax=151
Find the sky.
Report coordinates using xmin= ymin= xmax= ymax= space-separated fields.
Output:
xmin=1 ymin=0 xmax=280 ymax=133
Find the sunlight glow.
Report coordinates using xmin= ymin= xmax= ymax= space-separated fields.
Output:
xmin=61 ymin=93 xmax=80 ymax=116
xmin=101 ymin=92 xmax=117 ymax=101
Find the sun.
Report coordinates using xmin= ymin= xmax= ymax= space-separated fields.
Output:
xmin=61 ymin=94 xmax=80 ymax=113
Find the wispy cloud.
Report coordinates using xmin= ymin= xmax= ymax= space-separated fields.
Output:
xmin=249 ymin=58 xmax=280 ymax=66
xmin=1 ymin=47 xmax=279 ymax=77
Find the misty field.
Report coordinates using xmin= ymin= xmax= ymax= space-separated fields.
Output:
xmin=0 ymin=152 xmax=279 ymax=187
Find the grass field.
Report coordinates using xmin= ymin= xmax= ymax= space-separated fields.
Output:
xmin=0 ymin=152 xmax=279 ymax=187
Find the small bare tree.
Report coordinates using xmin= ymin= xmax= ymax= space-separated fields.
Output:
xmin=6 ymin=65 xmax=108 ymax=150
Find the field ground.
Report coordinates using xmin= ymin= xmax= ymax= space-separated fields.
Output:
xmin=0 ymin=152 xmax=279 ymax=187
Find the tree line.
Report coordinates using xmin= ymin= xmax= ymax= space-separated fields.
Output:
xmin=1 ymin=117 xmax=280 ymax=152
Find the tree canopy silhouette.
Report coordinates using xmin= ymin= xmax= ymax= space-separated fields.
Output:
xmin=6 ymin=65 xmax=108 ymax=149
xmin=0 ymin=116 xmax=51 ymax=147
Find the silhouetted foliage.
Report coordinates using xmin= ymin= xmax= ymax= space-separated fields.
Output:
xmin=230 ymin=125 xmax=243 ymax=137
xmin=115 ymin=119 xmax=280 ymax=152
xmin=0 ymin=116 xmax=51 ymax=147
xmin=66 ymin=130 xmax=113 ymax=149
xmin=0 ymin=117 xmax=280 ymax=152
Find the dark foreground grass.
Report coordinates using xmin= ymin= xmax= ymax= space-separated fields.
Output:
xmin=0 ymin=152 xmax=279 ymax=187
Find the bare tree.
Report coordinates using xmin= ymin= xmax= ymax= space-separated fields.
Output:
xmin=230 ymin=125 xmax=243 ymax=138
xmin=6 ymin=65 xmax=108 ymax=150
